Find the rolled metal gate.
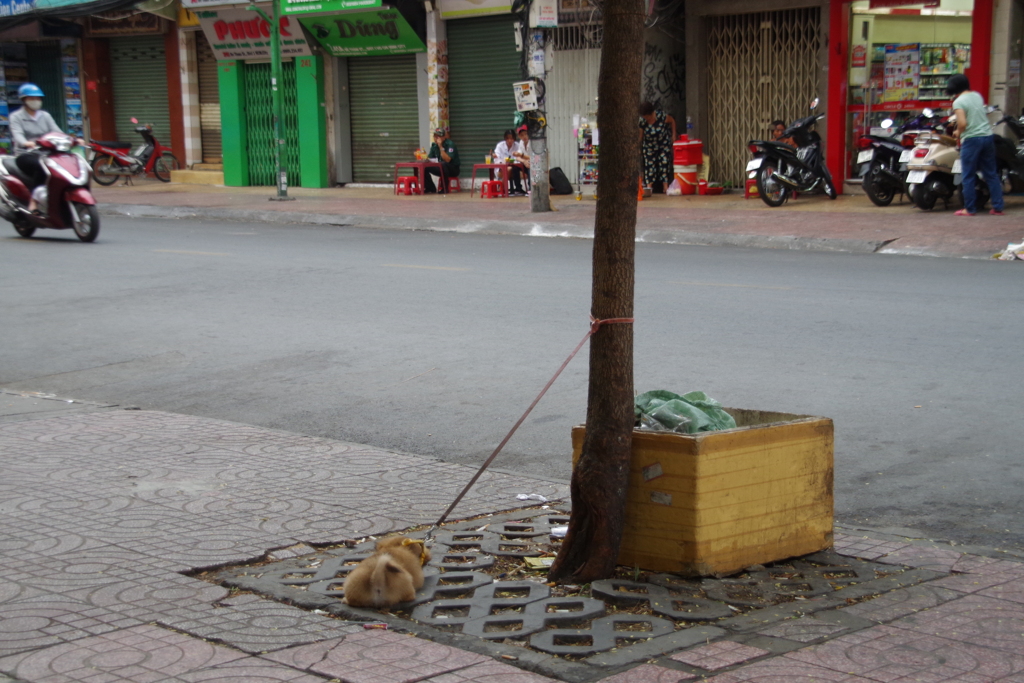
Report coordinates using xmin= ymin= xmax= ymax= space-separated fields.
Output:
xmin=707 ymin=8 xmax=821 ymax=187
xmin=244 ymin=61 xmax=300 ymax=187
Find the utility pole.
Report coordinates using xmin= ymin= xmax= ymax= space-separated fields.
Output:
xmin=249 ymin=0 xmax=294 ymax=201
xmin=528 ymin=29 xmax=549 ymax=213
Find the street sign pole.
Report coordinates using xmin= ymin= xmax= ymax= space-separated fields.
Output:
xmin=249 ymin=0 xmax=295 ymax=201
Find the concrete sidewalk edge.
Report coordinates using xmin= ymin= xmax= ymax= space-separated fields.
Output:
xmin=100 ymin=203 xmax=891 ymax=256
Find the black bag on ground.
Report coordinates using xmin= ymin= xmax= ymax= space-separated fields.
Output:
xmin=549 ymin=167 xmax=573 ymax=195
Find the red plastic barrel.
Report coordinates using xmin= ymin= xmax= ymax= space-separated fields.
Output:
xmin=673 ymin=135 xmax=703 ymax=166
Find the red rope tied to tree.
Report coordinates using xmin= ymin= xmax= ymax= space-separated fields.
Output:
xmin=425 ymin=315 xmax=635 ymax=537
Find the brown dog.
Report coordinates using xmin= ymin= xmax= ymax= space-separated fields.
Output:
xmin=342 ymin=536 xmax=431 ymax=608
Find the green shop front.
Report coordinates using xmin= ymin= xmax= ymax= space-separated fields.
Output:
xmin=288 ymin=0 xmax=427 ymax=184
xmin=196 ymin=4 xmax=325 ymax=187
xmin=198 ymin=0 xmax=425 ymax=187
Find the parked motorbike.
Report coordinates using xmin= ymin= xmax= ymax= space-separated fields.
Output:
xmin=0 ymin=132 xmax=99 ymax=242
xmin=907 ymin=107 xmax=1006 ymax=210
xmin=747 ymin=98 xmax=837 ymax=207
xmin=89 ymin=119 xmax=180 ymax=185
xmin=856 ymin=109 xmax=937 ymax=207
xmin=993 ymin=113 xmax=1024 ymax=194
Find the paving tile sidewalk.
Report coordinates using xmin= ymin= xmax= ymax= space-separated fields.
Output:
xmin=91 ymin=182 xmax=1024 ymax=260
xmin=3 ymin=390 xmax=1024 ymax=682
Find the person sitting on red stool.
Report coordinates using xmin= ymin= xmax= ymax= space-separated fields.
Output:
xmin=424 ymin=128 xmax=460 ymax=194
xmin=493 ymin=129 xmax=526 ymax=196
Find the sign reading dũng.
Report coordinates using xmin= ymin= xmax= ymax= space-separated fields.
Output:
xmin=299 ymin=9 xmax=424 ymax=56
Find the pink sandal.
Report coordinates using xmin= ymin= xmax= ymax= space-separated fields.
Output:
xmin=953 ymin=209 xmax=975 ymax=216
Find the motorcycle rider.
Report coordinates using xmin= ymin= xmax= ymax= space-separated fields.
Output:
xmin=947 ymin=74 xmax=1004 ymax=216
xmin=9 ymin=83 xmax=76 ymax=213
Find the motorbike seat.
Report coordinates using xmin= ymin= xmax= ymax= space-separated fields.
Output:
xmin=90 ymin=139 xmax=132 ymax=149
xmin=2 ymin=157 xmax=35 ymax=186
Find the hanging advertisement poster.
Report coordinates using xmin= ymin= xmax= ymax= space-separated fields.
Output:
xmin=196 ymin=6 xmax=312 ymax=60
xmin=299 ymin=8 xmax=424 ymax=56
xmin=883 ymin=43 xmax=919 ymax=103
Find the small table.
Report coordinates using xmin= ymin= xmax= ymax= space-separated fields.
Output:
xmin=394 ymin=161 xmax=444 ymax=195
xmin=469 ymin=162 xmax=528 ymax=197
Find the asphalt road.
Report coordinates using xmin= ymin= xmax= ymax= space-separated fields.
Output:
xmin=3 ymin=217 xmax=1022 ymax=551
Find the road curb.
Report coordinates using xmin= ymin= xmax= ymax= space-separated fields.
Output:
xmin=100 ymin=203 xmax=889 ymax=255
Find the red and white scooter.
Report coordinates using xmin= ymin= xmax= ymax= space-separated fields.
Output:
xmin=0 ymin=132 xmax=99 ymax=242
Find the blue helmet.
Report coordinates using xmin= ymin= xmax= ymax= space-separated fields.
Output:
xmin=18 ymin=83 xmax=44 ymax=99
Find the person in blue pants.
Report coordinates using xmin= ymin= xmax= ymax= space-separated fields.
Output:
xmin=947 ymin=74 xmax=1004 ymax=216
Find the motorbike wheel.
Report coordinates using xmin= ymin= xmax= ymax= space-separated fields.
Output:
xmin=72 ymin=203 xmax=100 ymax=243
xmin=13 ymin=220 xmax=34 ymax=238
xmin=863 ymin=166 xmax=894 ymax=207
xmin=822 ymin=167 xmax=838 ymax=200
xmin=914 ymin=186 xmax=938 ymax=211
xmin=91 ymin=155 xmax=121 ymax=186
xmin=152 ymin=153 xmax=181 ymax=182
xmin=756 ymin=163 xmax=788 ymax=207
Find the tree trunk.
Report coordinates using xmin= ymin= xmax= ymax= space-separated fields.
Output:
xmin=548 ymin=0 xmax=644 ymax=584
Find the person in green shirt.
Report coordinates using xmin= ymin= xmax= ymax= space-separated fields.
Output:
xmin=425 ymin=127 xmax=460 ymax=194
xmin=948 ymin=74 xmax=1004 ymax=216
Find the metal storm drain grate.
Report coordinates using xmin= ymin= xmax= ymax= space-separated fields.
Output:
xmin=210 ymin=509 xmax=937 ymax=678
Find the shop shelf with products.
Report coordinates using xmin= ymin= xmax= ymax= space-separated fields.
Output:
xmin=576 ymin=122 xmax=598 ymax=200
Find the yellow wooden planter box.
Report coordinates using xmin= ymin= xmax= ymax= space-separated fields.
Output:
xmin=571 ymin=409 xmax=833 ymax=577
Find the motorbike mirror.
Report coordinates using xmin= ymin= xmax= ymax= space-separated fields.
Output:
xmin=881 ymin=118 xmax=894 ymax=128
xmin=131 ymin=117 xmax=138 ymax=124
xmin=922 ymin=108 xmax=933 ymax=118
xmin=810 ymin=97 xmax=819 ymax=110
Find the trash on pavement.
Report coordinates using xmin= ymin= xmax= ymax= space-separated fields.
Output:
xmin=550 ymin=525 xmax=568 ymax=538
xmin=994 ymin=239 xmax=1024 ymax=261
xmin=363 ymin=623 xmax=389 ymax=630
xmin=516 ymin=493 xmax=548 ymax=502
xmin=634 ymin=390 xmax=737 ymax=434
xmin=525 ymin=556 xmax=556 ymax=569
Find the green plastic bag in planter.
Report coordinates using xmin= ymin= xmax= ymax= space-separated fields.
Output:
xmin=635 ymin=390 xmax=737 ymax=434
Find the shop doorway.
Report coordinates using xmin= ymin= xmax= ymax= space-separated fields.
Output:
xmin=546 ymin=26 xmax=602 ymax=183
xmin=110 ymin=36 xmax=172 ymax=148
xmin=195 ymin=32 xmax=222 ymax=164
xmin=244 ymin=61 xmax=300 ymax=187
xmin=348 ymin=54 xmax=418 ymax=183
xmin=706 ymin=7 xmax=821 ymax=188
xmin=447 ymin=15 xmax=521 ymax=167
xmin=845 ymin=0 xmax=974 ymax=178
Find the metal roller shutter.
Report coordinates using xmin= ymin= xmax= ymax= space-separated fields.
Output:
xmin=110 ymin=36 xmax=171 ymax=147
xmin=26 ymin=42 xmax=66 ymax=130
xmin=195 ymin=32 xmax=222 ymax=163
xmin=348 ymin=55 xmax=418 ymax=183
xmin=447 ymin=16 xmax=521 ymax=168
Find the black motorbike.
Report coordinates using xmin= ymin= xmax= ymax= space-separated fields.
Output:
xmin=993 ymin=114 xmax=1024 ymax=194
xmin=856 ymin=110 xmax=939 ymax=207
xmin=747 ymin=98 xmax=837 ymax=207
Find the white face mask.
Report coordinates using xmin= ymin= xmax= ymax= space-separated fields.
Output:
xmin=24 ymin=99 xmax=42 ymax=111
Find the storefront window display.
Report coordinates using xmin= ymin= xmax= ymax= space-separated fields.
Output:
xmin=846 ymin=0 xmax=973 ymax=177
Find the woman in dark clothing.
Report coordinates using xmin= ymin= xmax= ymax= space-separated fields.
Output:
xmin=638 ymin=101 xmax=676 ymax=193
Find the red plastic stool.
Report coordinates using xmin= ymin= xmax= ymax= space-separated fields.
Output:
xmin=480 ymin=180 xmax=504 ymax=198
xmin=744 ymin=178 xmax=758 ymax=199
xmin=395 ymin=176 xmax=419 ymax=195
xmin=447 ymin=177 xmax=461 ymax=193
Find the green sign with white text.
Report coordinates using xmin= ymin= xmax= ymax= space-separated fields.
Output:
xmin=300 ymin=9 xmax=425 ymax=56
xmin=282 ymin=0 xmax=381 ymax=16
